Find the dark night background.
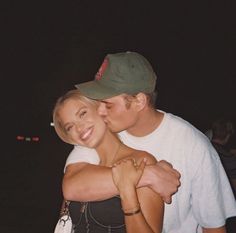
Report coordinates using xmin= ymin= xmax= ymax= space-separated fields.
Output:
xmin=1 ymin=1 xmax=236 ymax=232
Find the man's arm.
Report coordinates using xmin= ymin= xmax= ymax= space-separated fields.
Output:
xmin=140 ymin=160 xmax=181 ymax=203
xmin=63 ymin=162 xmax=118 ymax=201
xmin=63 ymin=160 xmax=181 ymax=203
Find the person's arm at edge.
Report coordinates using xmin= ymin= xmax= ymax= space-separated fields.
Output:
xmin=63 ymin=160 xmax=180 ymax=203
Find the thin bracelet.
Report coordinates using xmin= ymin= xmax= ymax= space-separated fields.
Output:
xmin=124 ymin=208 xmax=141 ymax=216
xmin=122 ymin=203 xmax=140 ymax=212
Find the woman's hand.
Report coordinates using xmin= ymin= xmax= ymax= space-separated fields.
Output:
xmin=112 ymin=158 xmax=147 ymax=192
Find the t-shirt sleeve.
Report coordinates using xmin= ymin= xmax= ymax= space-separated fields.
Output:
xmin=64 ymin=145 xmax=100 ymax=172
xmin=191 ymin=144 xmax=236 ymax=228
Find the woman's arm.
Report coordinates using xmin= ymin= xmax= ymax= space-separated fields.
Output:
xmin=122 ymin=185 xmax=163 ymax=233
xmin=112 ymin=157 xmax=164 ymax=233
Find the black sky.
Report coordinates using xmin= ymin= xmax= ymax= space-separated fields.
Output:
xmin=2 ymin=0 xmax=236 ymax=138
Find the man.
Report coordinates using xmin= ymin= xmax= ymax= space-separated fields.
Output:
xmin=63 ymin=52 xmax=236 ymax=232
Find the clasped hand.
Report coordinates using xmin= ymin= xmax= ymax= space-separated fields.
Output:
xmin=111 ymin=158 xmax=146 ymax=192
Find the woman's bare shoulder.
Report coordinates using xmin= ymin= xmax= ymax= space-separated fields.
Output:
xmin=116 ymin=146 xmax=157 ymax=165
xmin=132 ymin=150 xmax=157 ymax=165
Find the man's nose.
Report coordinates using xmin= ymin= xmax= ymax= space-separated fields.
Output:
xmin=98 ymin=102 xmax=107 ymax=116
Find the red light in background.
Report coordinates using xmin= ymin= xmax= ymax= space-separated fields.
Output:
xmin=16 ymin=135 xmax=40 ymax=142
xmin=32 ymin=137 xmax=40 ymax=142
xmin=16 ymin=136 xmax=25 ymax=140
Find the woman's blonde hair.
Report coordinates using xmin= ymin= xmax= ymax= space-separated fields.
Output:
xmin=53 ymin=89 xmax=98 ymax=145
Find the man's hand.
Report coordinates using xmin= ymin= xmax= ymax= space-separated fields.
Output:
xmin=141 ymin=160 xmax=181 ymax=204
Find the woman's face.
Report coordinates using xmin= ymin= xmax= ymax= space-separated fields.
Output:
xmin=58 ymin=98 xmax=107 ymax=148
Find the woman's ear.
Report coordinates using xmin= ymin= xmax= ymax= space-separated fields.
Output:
xmin=134 ymin=93 xmax=147 ymax=111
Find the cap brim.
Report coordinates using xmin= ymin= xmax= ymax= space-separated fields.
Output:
xmin=75 ymin=80 xmax=122 ymax=100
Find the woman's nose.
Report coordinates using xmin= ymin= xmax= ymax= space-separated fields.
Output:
xmin=75 ymin=122 xmax=83 ymax=133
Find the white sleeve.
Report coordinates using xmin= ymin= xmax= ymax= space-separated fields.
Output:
xmin=191 ymin=144 xmax=236 ymax=227
xmin=64 ymin=145 xmax=100 ymax=172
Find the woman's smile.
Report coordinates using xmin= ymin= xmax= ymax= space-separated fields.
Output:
xmin=79 ymin=126 xmax=94 ymax=142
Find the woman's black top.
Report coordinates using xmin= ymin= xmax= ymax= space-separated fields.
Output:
xmin=69 ymin=196 xmax=126 ymax=233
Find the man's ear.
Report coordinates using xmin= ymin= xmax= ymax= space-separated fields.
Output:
xmin=134 ymin=93 xmax=147 ymax=111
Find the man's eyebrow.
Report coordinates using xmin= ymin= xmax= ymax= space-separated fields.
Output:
xmin=100 ymin=100 xmax=112 ymax=104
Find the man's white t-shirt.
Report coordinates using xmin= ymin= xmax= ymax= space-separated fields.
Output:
xmin=65 ymin=112 xmax=236 ymax=233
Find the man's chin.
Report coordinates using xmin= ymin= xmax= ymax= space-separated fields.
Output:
xmin=108 ymin=125 xmax=125 ymax=134
xmin=104 ymin=121 xmax=124 ymax=133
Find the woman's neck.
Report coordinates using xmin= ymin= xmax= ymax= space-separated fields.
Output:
xmin=96 ymin=130 xmax=122 ymax=167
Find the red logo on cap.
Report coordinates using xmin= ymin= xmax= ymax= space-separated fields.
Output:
xmin=95 ymin=58 xmax=108 ymax=80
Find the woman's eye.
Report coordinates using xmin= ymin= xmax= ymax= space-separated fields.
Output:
xmin=80 ymin=110 xmax=87 ymax=118
xmin=65 ymin=125 xmax=73 ymax=132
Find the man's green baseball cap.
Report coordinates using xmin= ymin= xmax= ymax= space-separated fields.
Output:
xmin=75 ymin=51 xmax=157 ymax=100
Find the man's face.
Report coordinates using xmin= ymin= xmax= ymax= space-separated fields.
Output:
xmin=97 ymin=94 xmax=138 ymax=133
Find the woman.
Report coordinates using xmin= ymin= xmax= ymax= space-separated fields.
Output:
xmin=53 ymin=89 xmax=164 ymax=233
